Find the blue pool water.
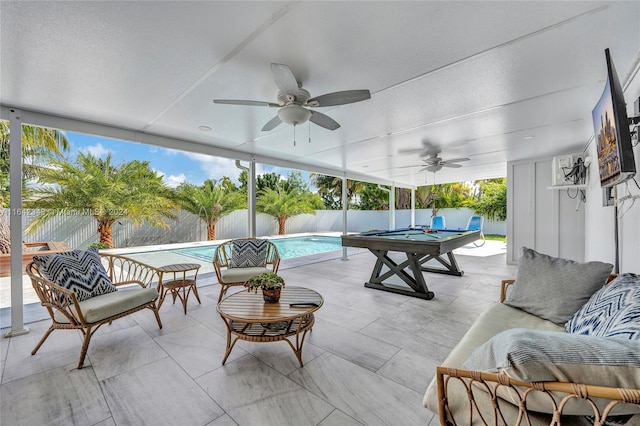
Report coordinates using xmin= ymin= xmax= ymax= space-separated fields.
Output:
xmin=172 ymin=235 xmax=343 ymax=262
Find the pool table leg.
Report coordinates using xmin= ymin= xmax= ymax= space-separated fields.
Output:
xmin=419 ymin=252 xmax=464 ymax=276
xmin=364 ymin=250 xmax=435 ymax=300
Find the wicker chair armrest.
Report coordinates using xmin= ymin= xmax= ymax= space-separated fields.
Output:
xmin=26 ymin=262 xmax=85 ymax=325
xmin=100 ymin=254 xmax=160 ymax=288
xmin=267 ymin=242 xmax=281 ymax=272
xmin=499 ymin=279 xmax=515 ymax=303
xmin=436 ymin=366 xmax=640 ymax=426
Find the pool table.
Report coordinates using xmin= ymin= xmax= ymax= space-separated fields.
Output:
xmin=341 ymin=228 xmax=480 ymax=300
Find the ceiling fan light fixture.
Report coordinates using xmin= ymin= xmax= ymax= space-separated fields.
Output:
xmin=278 ymin=104 xmax=311 ymax=126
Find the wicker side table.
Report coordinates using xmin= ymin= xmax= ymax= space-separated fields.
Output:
xmin=157 ymin=263 xmax=201 ymax=314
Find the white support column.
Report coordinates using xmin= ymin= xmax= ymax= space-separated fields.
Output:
xmin=248 ymin=160 xmax=256 ymax=238
xmin=6 ymin=108 xmax=29 ymax=337
xmin=410 ymin=188 xmax=416 ymax=228
xmin=341 ymin=176 xmax=348 ymax=260
xmin=235 ymin=159 xmax=256 ymax=237
xmin=389 ymin=185 xmax=396 ymax=230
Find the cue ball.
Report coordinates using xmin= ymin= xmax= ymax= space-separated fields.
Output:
xmin=405 ymin=234 xmax=409 ymax=238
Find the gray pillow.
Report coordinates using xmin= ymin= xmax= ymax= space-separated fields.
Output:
xmin=505 ymin=247 xmax=613 ymax=325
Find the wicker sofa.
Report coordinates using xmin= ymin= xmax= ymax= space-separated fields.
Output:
xmin=424 ymin=248 xmax=640 ymax=426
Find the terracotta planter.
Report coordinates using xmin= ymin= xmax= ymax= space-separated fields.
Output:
xmin=262 ymin=288 xmax=282 ymax=303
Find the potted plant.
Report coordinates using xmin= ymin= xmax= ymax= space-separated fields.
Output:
xmin=245 ymin=272 xmax=285 ymax=303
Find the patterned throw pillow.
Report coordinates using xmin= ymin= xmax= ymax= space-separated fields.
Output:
xmin=566 ymin=273 xmax=640 ymax=340
xmin=229 ymin=239 xmax=268 ymax=268
xmin=33 ymin=248 xmax=117 ymax=301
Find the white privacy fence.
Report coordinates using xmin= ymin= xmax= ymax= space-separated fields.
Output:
xmin=7 ymin=207 xmax=506 ymax=249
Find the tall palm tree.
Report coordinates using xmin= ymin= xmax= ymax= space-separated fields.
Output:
xmin=0 ymin=122 xmax=69 ymax=254
xmin=256 ymin=187 xmax=320 ymax=235
xmin=175 ymin=179 xmax=246 ymax=240
xmin=25 ymin=152 xmax=177 ymax=248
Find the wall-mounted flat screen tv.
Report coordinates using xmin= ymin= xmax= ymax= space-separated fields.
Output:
xmin=592 ymin=48 xmax=635 ymax=188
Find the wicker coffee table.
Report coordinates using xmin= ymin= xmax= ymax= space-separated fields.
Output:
xmin=216 ymin=286 xmax=323 ymax=367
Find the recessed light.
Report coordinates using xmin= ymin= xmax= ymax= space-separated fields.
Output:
xmin=362 ymin=165 xmax=369 ymax=168
xmin=524 ymin=135 xmax=535 ymax=139
xmin=198 ymin=125 xmax=212 ymax=131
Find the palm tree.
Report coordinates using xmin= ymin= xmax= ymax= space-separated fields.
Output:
xmin=310 ymin=174 xmax=365 ymax=209
xmin=0 ymin=122 xmax=70 ymax=254
xmin=426 ymin=182 xmax=473 ymax=216
xmin=175 ymin=179 xmax=246 ymax=240
xmin=256 ymin=187 xmax=321 ymax=235
xmin=25 ymin=152 xmax=177 ymax=248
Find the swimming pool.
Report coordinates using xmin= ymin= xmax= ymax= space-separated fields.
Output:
xmin=172 ymin=235 xmax=344 ymax=262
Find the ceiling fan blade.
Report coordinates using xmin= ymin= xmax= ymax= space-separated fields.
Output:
xmin=442 ymin=163 xmax=463 ymax=168
xmin=309 ymin=110 xmax=340 ymax=130
xmin=443 ymin=157 xmax=470 ymax=164
xmin=261 ymin=116 xmax=282 ymax=131
xmin=271 ymin=63 xmax=299 ymax=99
xmin=214 ymin=99 xmax=279 ymax=107
xmin=307 ymin=90 xmax=371 ymax=107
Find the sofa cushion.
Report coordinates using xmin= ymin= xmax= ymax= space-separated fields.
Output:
xmin=462 ymin=328 xmax=640 ymax=415
xmin=33 ymin=248 xmax=117 ymax=301
xmin=504 ymin=247 xmax=613 ymax=325
xmin=566 ymin=273 xmax=640 ymax=340
xmin=229 ymin=239 xmax=268 ymax=268
xmin=423 ymin=303 xmax=563 ymax=412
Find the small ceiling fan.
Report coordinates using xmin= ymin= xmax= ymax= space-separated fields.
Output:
xmin=213 ymin=63 xmax=371 ymax=132
xmin=404 ymin=153 xmax=471 ymax=173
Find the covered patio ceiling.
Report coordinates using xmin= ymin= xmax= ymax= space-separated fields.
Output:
xmin=1 ymin=1 xmax=639 ymax=187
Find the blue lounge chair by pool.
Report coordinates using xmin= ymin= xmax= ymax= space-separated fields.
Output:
xmin=466 ymin=215 xmax=486 ymax=247
xmin=430 ymin=216 xmax=446 ymax=231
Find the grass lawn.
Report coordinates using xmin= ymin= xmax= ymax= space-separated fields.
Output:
xmin=484 ymin=234 xmax=506 ymax=242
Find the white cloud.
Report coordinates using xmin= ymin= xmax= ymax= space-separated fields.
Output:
xmin=155 ymin=169 xmax=186 ymax=188
xmin=81 ymin=143 xmax=111 ymax=158
xmin=181 ymin=153 xmax=242 ymax=184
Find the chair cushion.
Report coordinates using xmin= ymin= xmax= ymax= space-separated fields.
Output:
xmin=221 ymin=266 xmax=271 ymax=284
xmin=54 ymin=288 xmax=159 ymax=324
xmin=504 ymin=247 xmax=613 ymax=325
xmin=33 ymin=248 xmax=117 ymax=301
xmin=566 ymin=273 xmax=640 ymax=340
xmin=229 ymin=239 xmax=268 ymax=268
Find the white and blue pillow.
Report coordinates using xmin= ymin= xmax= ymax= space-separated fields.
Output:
xmin=229 ymin=239 xmax=268 ymax=268
xmin=566 ymin=273 xmax=640 ymax=340
xmin=33 ymin=248 xmax=117 ymax=301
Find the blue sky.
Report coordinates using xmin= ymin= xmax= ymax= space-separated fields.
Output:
xmin=65 ymin=131 xmax=315 ymax=189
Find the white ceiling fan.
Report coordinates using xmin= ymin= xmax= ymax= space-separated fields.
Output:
xmin=213 ymin=63 xmax=371 ymax=132
xmin=407 ymin=153 xmax=471 ymax=173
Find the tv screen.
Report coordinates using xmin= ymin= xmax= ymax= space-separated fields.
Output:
xmin=592 ymin=48 xmax=635 ymax=188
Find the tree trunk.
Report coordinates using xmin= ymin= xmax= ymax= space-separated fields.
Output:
xmin=98 ymin=220 xmax=114 ymax=248
xmin=207 ymin=223 xmax=216 ymax=241
xmin=278 ymin=218 xmax=286 ymax=235
xmin=0 ymin=208 xmax=10 ymax=254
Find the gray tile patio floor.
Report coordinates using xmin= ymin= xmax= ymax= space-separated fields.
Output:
xmin=0 ymin=241 xmax=515 ymax=426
